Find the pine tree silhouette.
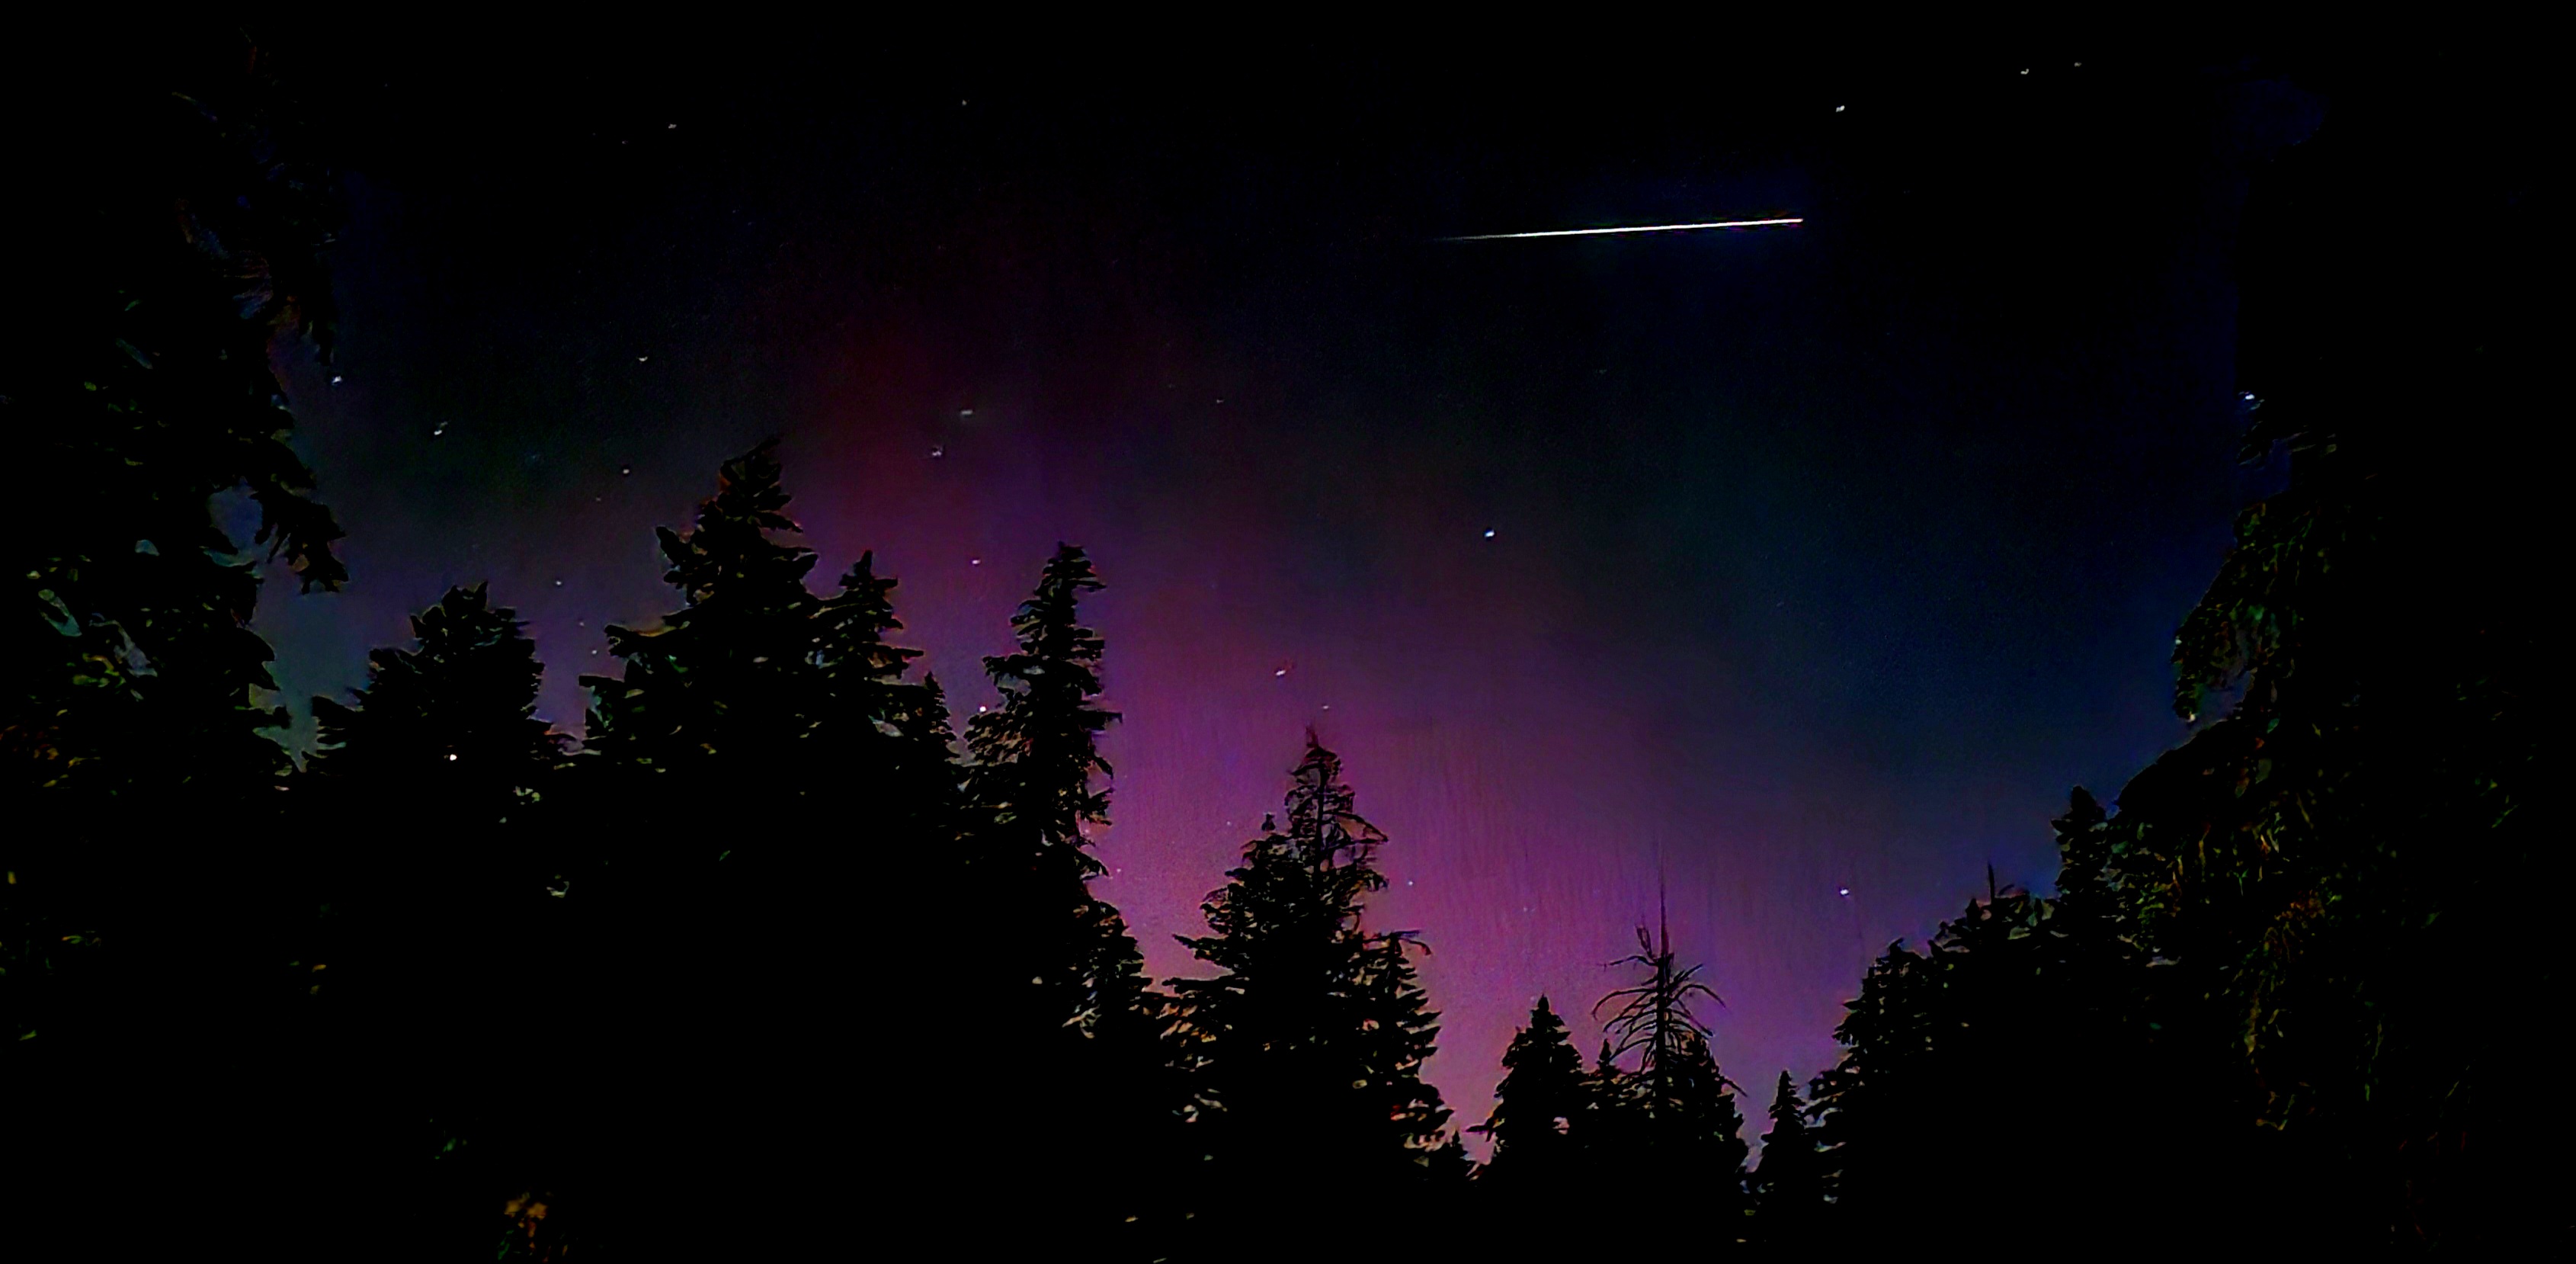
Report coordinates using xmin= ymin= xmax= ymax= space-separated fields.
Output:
xmin=1463 ymin=996 xmax=1592 ymax=1253
xmin=1591 ymin=911 xmax=1750 ymax=1246
xmin=937 ymin=544 xmax=1171 ymax=1258
xmin=1168 ymin=733 xmax=1457 ymax=1258
xmin=1803 ymin=797 xmax=2240 ymax=1250
xmin=2 ymin=37 xmax=357 ymax=1255
xmin=569 ymin=441 xmax=945 ymax=1256
xmin=1474 ymin=996 xmax=1586 ymax=1183
xmin=581 ymin=437 xmax=824 ymax=831
xmin=297 ymin=583 xmax=572 ymax=1252
xmin=1748 ymin=1072 xmax=1825 ymax=1246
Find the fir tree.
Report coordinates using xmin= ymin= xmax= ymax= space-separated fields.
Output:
xmin=1462 ymin=996 xmax=1593 ymax=1255
xmin=1748 ymin=1072 xmax=1825 ymax=1246
xmin=580 ymin=436 xmax=825 ymax=827
xmin=1169 ymin=733 xmax=1457 ymax=1253
xmin=960 ymin=544 xmax=1143 ymax=1035
xmin=1474 ymin=996 xmax=1588 ymax=1185
xmin=1804 ymin=836 xmax=2224 ymax=1250
xmin=2 ymin=38 xmax=357 ymax=1252
xmin=809 ymin=548 xmax=953 ymax=844
xmin=297 ymin=582 xmax=570 ymax=1253
xmin=941 ymin=545 xmax=1169 ymax=1254
xmin=568 ymin=443 xmax=953 ymax=1256
xmin=2087 ymin=63 xmax=2552 ymax=1246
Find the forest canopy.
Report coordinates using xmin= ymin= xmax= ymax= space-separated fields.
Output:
xmin=1 ymin=29 xmax=2553 ymax=1261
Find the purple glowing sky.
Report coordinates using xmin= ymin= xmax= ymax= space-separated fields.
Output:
xmin=247 ymin=46 xmax=2305 ymax=1151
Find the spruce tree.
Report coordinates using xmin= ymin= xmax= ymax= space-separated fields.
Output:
xmin=960 ymin=544 xmax=1146 ymax=1035
xmin=1804 ymin=834 xmax=2223 ymax=1250
xmin=1474 ymin=996 xmax=1588 ymax=1185
xmin=1749 ymin=1072 xmax=1825 ymax=1246
xmin=1169 ymin=733 xmax=1457 ymax=1253
xmin=1464 ymin=996 xmax=1592 ymax=1255
xmin=2 ymin=39 xmax=354 ymax=1252
xmin=298 ymin=583 xmax=569 ymax=1251
xmin=945 ymin=545 xmax=1168 ymax=1253
xmin=815 ymin=550 xmax=955 ymax=846
xmin=570 ymin=442 xmax=945 ymax=1256
xmin=580 ymin=437 xmax=825 ymax=833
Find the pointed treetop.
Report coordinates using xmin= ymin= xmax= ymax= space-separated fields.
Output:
xmin=708 ymin=435 xmax=797 ymax=532
xmin=1767 ymin=1071 xmax=1804 ymax=1133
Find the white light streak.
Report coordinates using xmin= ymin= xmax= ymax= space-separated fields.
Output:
xmin=1440 ymin=217 xmax=1802 ymax=242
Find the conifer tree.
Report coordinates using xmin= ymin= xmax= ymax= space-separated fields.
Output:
xmin=306 ymin=583 xmax=562 ymax=811
xmin=569 ymin=443 xmax=950 ymax=1257
xmin=960 ymin=544 xmax=1145 ymax=1035
xmin=2 ymin=40 xmax=356 ymax=1250
xmin=814 ymin=550 xmax=955 ymax=833
xmin=1169 ymin=734 xmax=1457 ymax=1252
xmin=940 ymin=545 xmax=1169 ymax=1253
xmin=1804 ymin=829 xmax=2227 ymax=1250
xmin=581 ymin=437 xmax=825 ymax=836
xmin=2084 ymin=66 xmax=2551 ymax=1246
xmin=297 ymin=582 xmax=569 ymax=1251
xmin=1749 ymin=1072 xmax=1825 ymax=1246
xmin=1591 ymin=916 xmax=1751 ymax=1242
xmin=1475 ymin=996 xmax=1587 ymax=1185
xmin=1463 ymin=996 xmax=1592 ymax=1254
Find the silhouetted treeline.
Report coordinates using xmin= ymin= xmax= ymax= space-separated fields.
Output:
xmin=5 ymin=34 xmax=2557 ymax=1261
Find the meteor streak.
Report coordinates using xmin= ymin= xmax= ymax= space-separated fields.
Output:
xmin=1440 ymin=217 xmax=1802 ymax=242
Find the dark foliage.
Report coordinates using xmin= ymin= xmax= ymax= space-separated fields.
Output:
xmin=1748 ymin=1073 xmax=1824 ymax=1245
xmin=1588 ymin=915 xmax=1750 ymax=1247
xmin=1167 ymin=734 xmax=1461 ymax=1257
xmin=2 ymin=32 xmax=2551 ymax=1261
xmin=1473 ymin=996 xmax=1587 ymax=1185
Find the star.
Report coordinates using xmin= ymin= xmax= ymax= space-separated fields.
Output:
xmin=1482 ymin=528 xmax=1496 ymax=538
xmin=1838 ymin=887 xmax=1851 ymax=897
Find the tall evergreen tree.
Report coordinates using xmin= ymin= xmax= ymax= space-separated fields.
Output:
xmin=1464 ymin=996 xmax=1594 ymax=1256
xmin=814 ymin=550 xmax=956 ymax=842
xmin=1474 ymin=996 xmax=1587 ymax=1184
xmin=1748 ymin=1072 xmax=1825 ymax=1246
xmin=1168 ymin=734 xmax=1457 ymax=1255
xmin=1804 ymin=824 xmax=2237 ymax=1250
xmin=942 ymin=545 xmax=1170 ymax=1256
xmin=568 ymin=442 xmax=954 ymax=1256
xmin=1589 ymin=915 xmax=1751 ymax=1244
xmin=960 ymin=544 xmax=1148 ymax=1035
xmin=297 ymin=583 xmax=571 ymax=1252
xmin=580 ymin=437 xmax=824 ymax=828
xmin=2 ymin=37 xmax=355 ymax=1256
xmin=2065 ymin=63 xmax=2548 ymax=1247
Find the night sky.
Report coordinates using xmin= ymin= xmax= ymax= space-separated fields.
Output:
xmin=247 ymin=37 xmax=2314 ymax=1150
